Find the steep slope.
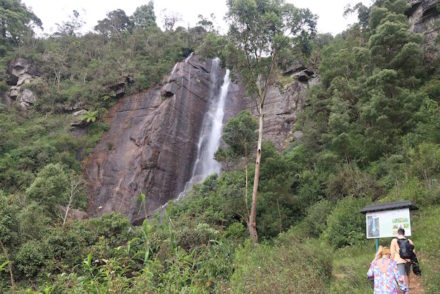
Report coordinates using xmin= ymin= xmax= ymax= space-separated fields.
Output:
xmin=85 ymin=55 xmax=246 ymax=224
xmin=84 ymin=54 xmax=316 ymax=224
xmin=260 ymin=64 xmax=318 ymax=151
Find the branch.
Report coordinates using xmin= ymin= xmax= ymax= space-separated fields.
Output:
xmin=260 ymin=48 xmax=277 ymax=107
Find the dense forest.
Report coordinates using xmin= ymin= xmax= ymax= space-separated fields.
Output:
xmin=0 ymin=0 xmax=439 ymax=293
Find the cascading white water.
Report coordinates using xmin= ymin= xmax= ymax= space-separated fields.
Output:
xmin=184 ymin=52 xmax=194 ymax=63
xmin=178 ymin=58 xmax=230 ymax=199
xmin=170 ymin=63 xmax=178 ymax=75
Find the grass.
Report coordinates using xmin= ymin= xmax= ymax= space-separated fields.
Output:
xmin=411 ymin=206 xmax=440 ymax=294
xmin=329 ymin=241 xmax=375 ymax=294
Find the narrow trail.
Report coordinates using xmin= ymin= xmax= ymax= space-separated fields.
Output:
xmin=408 ymin=274 xmax=424 ymax=294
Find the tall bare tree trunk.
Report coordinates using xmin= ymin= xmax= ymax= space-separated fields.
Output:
xmin=244 ymin=145 xmax=249 ymax=218
xmin=0 ymin=240 xmax=15 ymax=294
xmin=249 ymin=107 xmax=264 ymax=243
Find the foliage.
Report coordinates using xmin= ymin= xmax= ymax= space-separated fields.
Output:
xmin=226 ymin=0 xmax=317 ymax=242
xmin=26 ymin=163 xmax=69 ymax=216
xmin=0 ymin=191 xmax=19 ymax=247
xmin=15 ymin=240 xmax=45 ymax=278
xmin=329 ymin=242 xmax=374 ymax=294
xmin=230 ymin=233 xmax=332 ymax=293
xmin=0 ymin=0 xmax=42 ymax=50
xmin=226 ymin=0 xmax=317 ymax=97
xmin=323 ymin=197 xmax=368 ymax=249
xmin=412 ymin=207 xmax=440 ymax=293
xmin=1 ymin=0 xmax=440 ymax=291
xmin=131 ymin=1 xmax=156 ymax=29
xmin=221 ymin=110 xmax=257 ymax=157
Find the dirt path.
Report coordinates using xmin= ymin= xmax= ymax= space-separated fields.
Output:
xmin=408 ymin=274 xmax=424 ymax=294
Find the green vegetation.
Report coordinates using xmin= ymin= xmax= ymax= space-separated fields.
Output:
xmin=1 ymin=0 xmax=440 ymax=293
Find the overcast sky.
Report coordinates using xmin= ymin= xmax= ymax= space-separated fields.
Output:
xmin=22 ymin=0 xmax=373 ymax=36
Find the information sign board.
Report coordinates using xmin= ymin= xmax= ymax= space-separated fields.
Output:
xmin=366 ymin=208 xmax=411 ymax=239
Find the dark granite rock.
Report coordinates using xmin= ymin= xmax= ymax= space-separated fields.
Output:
xmin=407 ymin=0 xmax=440 ymax=62
xmin=85 ymin=55 xmax=245 ymax=224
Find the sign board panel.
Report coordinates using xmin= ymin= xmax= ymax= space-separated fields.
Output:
xmin=366 ymin=208 xmax=411 ymax=239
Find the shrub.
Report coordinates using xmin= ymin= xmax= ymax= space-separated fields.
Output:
xmin=301 ymin=199 xmax=335 ymax=238
xmin=26 ymin=163 xmax=69 ymax=216
xmin=323 ymin=197 xmax=368 ymax=248
xmin=15 ymin=240 xmax=45 ymax=278
xmin=18 ymin=201 xmax=51 ymax=241
xmin=86 ymin=213 xmax=134 ymax=247
xmin=0 ymin=191 xmax=20 ymax=247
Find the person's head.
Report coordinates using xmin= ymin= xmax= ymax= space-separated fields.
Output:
xmin=374 ymin=246 xmax=391 ymax=260
xmin=397 ymin=228 xmax=405 ymax=236
xmin=382 ymin=247 xmax=391 ymax=257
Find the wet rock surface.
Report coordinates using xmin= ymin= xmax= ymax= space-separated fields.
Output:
xmin=85 ymin=55 xmax=245 ymax=224
xmin=85 ymin=56 xmax=315 ymax=223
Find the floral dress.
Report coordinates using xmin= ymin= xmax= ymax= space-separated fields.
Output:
xmin=367 ymin=258 xmax=408 ymax=293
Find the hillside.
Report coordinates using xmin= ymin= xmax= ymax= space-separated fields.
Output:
xmin=0 ymin=0 xmax=439 ymax=293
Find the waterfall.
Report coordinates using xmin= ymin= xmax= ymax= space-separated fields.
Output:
xmin=170 ymin=63 xmax=178 ymax=75
xmin=184 ymin=52 xmax=194 ymax=63
xmin=178 ymin=58 xmax=230 ymax=199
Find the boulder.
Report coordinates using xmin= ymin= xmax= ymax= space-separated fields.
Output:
xmin=283 ymin=60 xmax=307 ymax=76
xmin=58 ymin=205 xmax=89 ymax=221
xmin=9 ymin=58 xmax=31 ymax=80
xmin=293 ymin=131 xmax=304 ymax=140
xmin=73 ymin=109 xmax=87 ymax=116
xmin=17 ymin=89 xmax=37 ymax=109
xmin=9 ymin=86 xmax=19 ymax=98
xmin=16 ymin=73 xmax=33 ymax=86
xmin=6 ymin=58 xmax=39 ymax=108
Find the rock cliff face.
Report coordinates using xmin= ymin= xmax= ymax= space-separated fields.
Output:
xmin=85 ymin=54 xmax=316 ymax=223
xmin=407 ymin=0 xmax=440 ymax=62
xmin=85 ymin=55 xmax=245 ymax=224
xmin=252 ymin=63 xmax=318 ymax=151
xmin=5 ymin=58 xmax=39 ymax=109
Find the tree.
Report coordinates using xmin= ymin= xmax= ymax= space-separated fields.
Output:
xmin=94 ymin=9 xmax=132 ymax=38
xmin=0 ymin=0 xmax=42 ymax=48
xmin=226 ymin=0 xmax=316 ymax=242
xmin=131 ymin=2 xmax=157 ymax=29
xmin=26 ymin=163 xmax=69 ymax=216
xmin=197 ymin=13 xmax=216 ymax=32
xmin=62 ymin=173 xmax=85 ymax=227
xmin=161 ymin=10 xmax=181 ymax=31
xmin=54 ymin=10 xmax=84 ymax=37
xmin=217 ymin=110 xmax=257 ymax=221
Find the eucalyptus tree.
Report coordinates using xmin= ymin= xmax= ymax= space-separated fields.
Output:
xmin=226 ymin=0 xmax=316 ymax=242
xmin=131 ymin=1 xmax=157 ymax=30
xmin=0 ymin=0 xmax=41 ymax=49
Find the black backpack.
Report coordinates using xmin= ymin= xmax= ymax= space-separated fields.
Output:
xmin=397 ymin=238 xmax=415 ymax=259
xmin=411 ymin=257 xmax=422 ymax=276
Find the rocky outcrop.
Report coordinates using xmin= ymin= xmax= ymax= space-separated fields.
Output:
xmin=406 ymin=0 xmax=440 ymax=62
xmin=6 ymin=58 xmax=38 ymax=109
xmin=85 ymin=55 xmax=315 ymax=223
xmin=252 ymin=63 xmax=318 ymax=151
xmin=85 ymin=55 xmax=245 ymax=224
xmin=71 ymin=109 xmax=89 ymax=128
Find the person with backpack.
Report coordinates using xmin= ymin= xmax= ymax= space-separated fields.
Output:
xmin=390 ymin=228 xmax=415 ymax=289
